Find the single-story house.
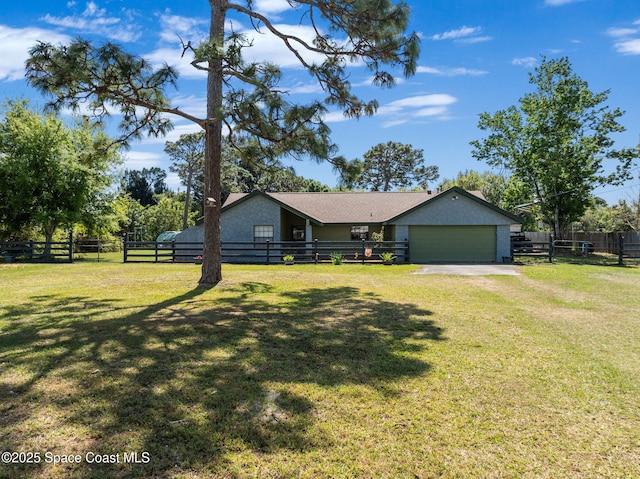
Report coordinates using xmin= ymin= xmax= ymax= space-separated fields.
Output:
xmin=175 ymin=186 xmax=522 ymax=263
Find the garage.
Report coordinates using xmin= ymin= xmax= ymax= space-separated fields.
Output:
xmin=409 ymin=225 xmax=496 ymax=263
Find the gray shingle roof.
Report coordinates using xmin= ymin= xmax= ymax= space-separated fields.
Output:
xmin=223 ymin=190 xmax=490 ymax=224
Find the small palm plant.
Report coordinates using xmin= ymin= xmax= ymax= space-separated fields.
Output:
xmin=379 ymin=251 xmax=397 ymax=264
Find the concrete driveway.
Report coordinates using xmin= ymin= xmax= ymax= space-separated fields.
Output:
xmin=413 ymin=264 xmax=521 ymax=276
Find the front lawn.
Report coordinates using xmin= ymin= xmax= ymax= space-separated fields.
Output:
xmin=1 ymin=262 xmax=639 ymax=478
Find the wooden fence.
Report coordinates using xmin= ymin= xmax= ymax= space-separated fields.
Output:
xmin=1 ymin=238 xmax=73 ymax=263
xmin=617 ymin=234 xmax=640 ymax=265
xmin=123 ymin=239 xmax=410 ymax=265
xmin=512 ymin=232 xmax=640 ymax=265
xmin=524 ymin=231 xmax=640 ymax=255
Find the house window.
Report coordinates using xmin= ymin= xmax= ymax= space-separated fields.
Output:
xmin=254 ymin=225 xmax=274 ymax=243
xmin=351 ymin=225 xmax=369 ymax=240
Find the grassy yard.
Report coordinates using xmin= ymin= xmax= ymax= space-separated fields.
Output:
xmin=1 ymin=261 xmax=639 ymax=478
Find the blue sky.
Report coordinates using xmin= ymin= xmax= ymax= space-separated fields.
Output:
xmin=1 ymin=0 xmax=639 ymax=204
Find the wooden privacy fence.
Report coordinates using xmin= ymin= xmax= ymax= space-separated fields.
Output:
xmin=1 ymin=238 xmax=73 ymax=263
xmin=123 ymin=239 xmax=410 ymax=265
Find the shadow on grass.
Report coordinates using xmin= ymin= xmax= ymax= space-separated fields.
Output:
xmin=0 ymin=282 xmax=443 ymax=478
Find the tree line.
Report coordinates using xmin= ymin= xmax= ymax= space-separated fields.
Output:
xmin=2 ymin=96 xmax=636 ymax=249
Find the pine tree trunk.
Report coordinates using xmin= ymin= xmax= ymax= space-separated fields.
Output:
xmin=199 ymin=1 xmax=225 ymax=285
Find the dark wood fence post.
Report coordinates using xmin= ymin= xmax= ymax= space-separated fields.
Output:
xmin=361 ymin=239 xmax=366 ymax=264
xmin=548 ymin=235 xmax=554 ymax=263
xmin=618 ymin=234 xmax=624 ymax=266
xmin=405 ymin=239 xmax=410 ymax=264
xmin=314 ymin=239 xmax=318 ymax=264
xmin=266 ymin=240 xmax=270 ymax=264
xmin=68 ymin=230 xmax=73 ymax=263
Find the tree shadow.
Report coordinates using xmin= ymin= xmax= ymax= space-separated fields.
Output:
xmin=0 ymin=282 xmax=444 ymax=477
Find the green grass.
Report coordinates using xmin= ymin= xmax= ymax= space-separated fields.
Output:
xmin=1 ymin=261 xmax=639 ymax=478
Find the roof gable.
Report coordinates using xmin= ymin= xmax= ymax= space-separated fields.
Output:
xmin=221 ymin=188 xmax=521 ymax=224
xmin=387 ymin=187 xmax=522 ymax=224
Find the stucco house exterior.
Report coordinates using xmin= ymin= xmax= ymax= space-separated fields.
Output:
xmin=175 ymin=186 xmax=522 ymax=263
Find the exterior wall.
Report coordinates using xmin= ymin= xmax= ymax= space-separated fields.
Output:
xmin=175 ymin=224 xmax=204 ymax=243
xmin=392 ymin=191 xmax=516 ymax=263
xmin=220 ymin=195 xmax=282 ymax=243
xmin=310 ymin=224 xmax=386 ymax=242
xmin=495 ymin=225 xmax=511 ymax=261
xmin=312 ymin=225 xmax=351 ymax=241
xmin=173 ymin=224 xmax=204 ymax=261
xmin=394 ymin=191 xmax=514 ymax=227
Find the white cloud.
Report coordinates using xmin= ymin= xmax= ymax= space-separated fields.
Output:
xmin=240 ymin=23 xmax=329 ymax=68
xmin=431 ymin=26 xmax=480 ymax=41
xmin=512 ymin=56 xmax=538 ymax=68
xmin=614 ymin=38 xmax=640 ymax=55
xmin=322 ymin=111 xmax=351 ymax=123
xmin=122 ymin=151 xmax=164 ymax=170
xmin=41 ymin=2 xmax=140 ymax=42
xmin=415 ymin=106 xmax=449 ymax=118
xmin=0 ymin=25 xmax=71 ymax=81
xmin=284 ymin=82 xmax=324 ymax=95
xmin=391 ymin=94 xmax=456 ymax=108
xmin=325 ymin=97 xmax=456 ymax=126
xmin=607 ymin=27 xmax=638 ymax=38
xmin=430 ymin=26 xmax=491 ymax=44
xmin=158 ymin=12 xmax=208 ymax=44
xmin=607 ymin=19 xmax=640 ymax=55
xmin=253 ymin=0 xmax=297 ymax=16
xmin=381 ymin=119 xmax=408 ymax=128
xmin=374 ymin=94 xmax=457 ymax=127
xmin=168 ymin=95 xmax=208 ymax=119
xmin=417 ymin=65 xmax=488 ymax=76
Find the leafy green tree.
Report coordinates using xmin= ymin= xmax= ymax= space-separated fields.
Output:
xmin=0 ymin=99 xmax=120 ymax=248
xmin=26 ymin=0 xmax=420 ymax=284
xmin=355 ymin=141 xmax=438 ymax=191
xmin=122 ymin=167 xmax=168 ymax=207
xmin=577 ymin=199 xmax=638 ymax=232
xmin=471 ymin=57 xmax=639 ymax=238
xmin=438 ymin=169 xmax=507 ymax=205
xmin=252 ymin=167 xmax=330 ymax=193
xmin=141 ymin=194 xmax=190 ymax=241
xmin=112 ymin=193 xmax=147 ymax=238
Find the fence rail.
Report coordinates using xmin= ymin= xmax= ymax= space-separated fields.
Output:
xmin=1 ymin=238 xmax=73 ymax=263
xmin=511 ymin=233 xmax=640 ymax=265
xmin=123 ymin=239 xmax=410 ymax=264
